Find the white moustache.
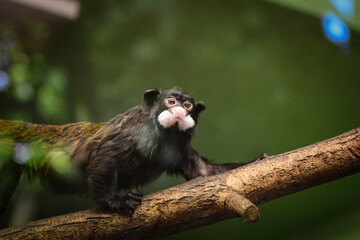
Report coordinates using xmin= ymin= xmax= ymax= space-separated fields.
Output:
xmin=157 ymin=106 xmax=195 ymax=131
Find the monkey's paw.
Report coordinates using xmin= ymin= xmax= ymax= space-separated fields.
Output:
xmin=253 ymin=153 xmax=270 ymax=162
xmin=106 ymin=189 xmax=143 ymax=212
xmin=123 ymin=189 xmax=144 ymax=211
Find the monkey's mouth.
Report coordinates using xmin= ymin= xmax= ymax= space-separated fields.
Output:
xmin=157 ymin=106 xmax=195 ymax=131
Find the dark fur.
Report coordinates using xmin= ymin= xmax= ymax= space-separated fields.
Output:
xmin=83 ymin=88 xmax=243 ymax=210
xmin=0 ymin=88 xmax=244 ymax=212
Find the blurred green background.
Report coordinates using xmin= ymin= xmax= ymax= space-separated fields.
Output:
xmin=0 ymin=0 xmax=360 ymax=239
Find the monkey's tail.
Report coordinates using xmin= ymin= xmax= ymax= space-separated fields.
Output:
xmin=0 ymin=119 xmax=64 ymax=142
xmin=0 ymin=119 xmax=45 ymax=142
xmin=0 ymin=119 xmax=105 ymax=142
xmin=0 ymin=120 xmax=29 ymax=139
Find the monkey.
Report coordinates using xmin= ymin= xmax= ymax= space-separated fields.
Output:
xmin=0 ymin=88 xmax=245 ymax=213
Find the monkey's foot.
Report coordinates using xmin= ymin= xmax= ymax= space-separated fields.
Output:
xmin=124 ymin=189 xmax=144 ymax=211
xmin=105 ymin=189 xmax=144 ymax=212
xmin=126 ymin=189 xmax=143 ymax=202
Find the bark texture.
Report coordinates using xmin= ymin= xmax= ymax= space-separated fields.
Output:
xmin=1 ymin=128 xmax=360 ymax=240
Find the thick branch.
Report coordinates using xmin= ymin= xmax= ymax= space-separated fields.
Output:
xmin=1 ymin=128 xmax=360 ymax=239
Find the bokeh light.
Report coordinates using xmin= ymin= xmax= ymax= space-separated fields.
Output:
xmin=331 ymin=0 xmax=354 ymax=19
xmin=49 ymin=148 xmax=71 ymax=175
xmin=0 ymin=70 xmax=10 ymax=91
xmin=322 ymin=12 xmax=350 ymax=44
xmin=12 ymin=143 xmax=30 ymax=165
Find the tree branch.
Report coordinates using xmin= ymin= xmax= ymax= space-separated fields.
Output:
xmin=1 ymin=128 xmax=360 ymax=240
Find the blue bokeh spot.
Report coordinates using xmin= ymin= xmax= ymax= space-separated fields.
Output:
xmin=331 ymin=0 xmax=354 ymax=18
xmin=322 ymin=13 xmax=350 ymax=43
xmin=0 ymin=70 xmax=10 ymax=91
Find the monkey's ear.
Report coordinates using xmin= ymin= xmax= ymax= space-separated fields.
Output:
xmin=195 ymin=101 xmax=206 ymax=114
xmin=143 ymin=88 xmax=160 ymax=106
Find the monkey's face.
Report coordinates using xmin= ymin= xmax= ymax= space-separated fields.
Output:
xmin=143 ymin=88 xmax=205 ymax=132
xmin=157 ymin=95 xmax=195 ymax=131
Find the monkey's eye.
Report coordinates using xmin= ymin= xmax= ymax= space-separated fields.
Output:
xmin=183 ymin=101 xmax=193 ymax=111
xmin=166 ymin=98 xmax=177 ymax=106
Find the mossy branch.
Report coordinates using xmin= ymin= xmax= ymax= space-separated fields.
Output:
xmin=1 ymin=128 xmax=360 ymax=240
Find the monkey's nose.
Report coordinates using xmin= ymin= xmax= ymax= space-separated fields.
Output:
xmin=169 ymin=106 xmax=187 ymax=116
